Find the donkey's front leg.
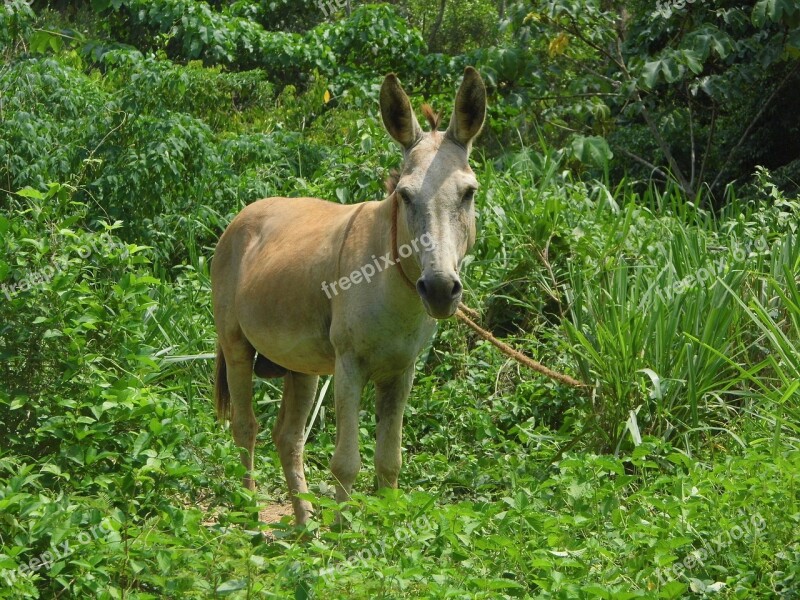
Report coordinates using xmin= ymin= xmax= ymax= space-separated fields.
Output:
xmin=374 ymin=366 xmax=414 ymax=489
xmin=329 ymin=355 xmax=367 ymax=504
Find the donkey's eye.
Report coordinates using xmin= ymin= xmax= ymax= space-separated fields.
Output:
xmin=462 ymin=189 xmax=476 ymax=204
xmin=399 ymin=190 xmax=412 ymax=205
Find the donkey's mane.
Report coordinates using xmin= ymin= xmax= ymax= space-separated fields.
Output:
xmin=384 ymin=104 xmax=441 ymax=195
xmin=421 ymin=104 xmax=442 ymax=131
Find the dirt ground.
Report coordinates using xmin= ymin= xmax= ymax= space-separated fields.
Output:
xmin=259 ymin=502 xmax=294 ymax=525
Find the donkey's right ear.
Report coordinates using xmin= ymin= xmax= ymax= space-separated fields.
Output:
xmin=380 ymin=73 xmax=422 ymax=150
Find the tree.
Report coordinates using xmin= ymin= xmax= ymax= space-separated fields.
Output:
xmin=510 ymin=0 xmax=800 ymax=202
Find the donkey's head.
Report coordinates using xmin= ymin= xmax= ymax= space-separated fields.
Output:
xmin=380 ymin=67 xmax=486 ymax=319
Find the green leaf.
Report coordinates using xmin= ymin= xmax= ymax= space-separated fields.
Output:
xmin=686 ymin=27 xmax=733 ymax=60
xmin=659 ymin=581 xmax=688 ymax=599
xmin=40 ymin=464 xmax=63 ymax=477
xmin=569 ymin=135 xmax=613 ymax=167
xmin=642 ymin=60 xmax=661 ymax=89
xmin=641 ymin=54 xmax=687 ymax=86
xmin=582 ymin=583 xmax=611 ymax=596
xmin=753 ymin=0 xmax=799 ymax=26
xmin=594 ymin=456 xmax=625 ymax=475
xmin=132 ymin=431 xmax=151 ymax=457
xmin=661 ymin=57 xmax=683 ymax=83
xmin=294 ymin=581 xmax=311 ymax=600
xmin=681 ymin=50 xmax=704 ymax=75
xmin=90 ymin=0 xmax=111 ymax=10
xmin=753 ymin=0 xmax=769 ymax=25
xmin=16 ymin=186 xmax=45 ymax=200
xmin=216 ymin=579 xmax=247 ymax=593
xmin=30 ymin=30 xmax=64 ymax=54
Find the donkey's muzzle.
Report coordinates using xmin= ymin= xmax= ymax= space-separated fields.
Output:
xmin=416 ymin=274 xmax=462 ymax=319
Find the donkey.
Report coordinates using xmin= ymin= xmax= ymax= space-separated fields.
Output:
xmin=212 ymin=67 xmax=486 ymax=525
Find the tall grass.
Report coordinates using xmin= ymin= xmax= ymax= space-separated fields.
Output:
xmin=469 ymin=154 xmax=800 ymax=453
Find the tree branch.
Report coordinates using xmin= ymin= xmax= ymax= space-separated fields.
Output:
xmin=427 ymin=0 xmax=446 ymax=51
xmin=614 ymin=146 xmax=670 ymax=181
xmin=698 ymin=104 xmax=716 ymax=191
xmin=612 ymin=38 xmax=694 ymax=196
xmin=710 ymin=61 xmax=800 ymax=193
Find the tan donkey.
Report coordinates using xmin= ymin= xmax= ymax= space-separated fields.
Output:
xmin=212 ymin=67 xmax=486 ymax=525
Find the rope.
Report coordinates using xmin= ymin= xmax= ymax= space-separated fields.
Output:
xmin=391 ymin=193 xmax=588 ymax=390
xmin=455 ymin=304 xmax=586 ymax=389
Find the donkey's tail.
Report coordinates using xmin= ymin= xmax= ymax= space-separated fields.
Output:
xmin=214 ymin=343 xmax=230 ymax=421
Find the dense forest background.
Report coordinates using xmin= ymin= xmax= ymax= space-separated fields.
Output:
xmin=1 ymin=1 xmax=799 ymax=598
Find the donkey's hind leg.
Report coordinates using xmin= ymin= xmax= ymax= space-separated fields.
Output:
xmin=223 ymin=340 xmax=258 ymax=490
xmin=273 ymin=371 xmax=318 ymax=525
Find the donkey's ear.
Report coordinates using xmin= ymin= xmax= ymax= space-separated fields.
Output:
xmin=446 ymin=67 xmax=486 ymax=150
xmin=380 ymin=73 xmax=422 ymax=150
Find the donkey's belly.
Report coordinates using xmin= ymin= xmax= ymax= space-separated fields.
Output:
xmin=256 ymin=345 xmax=335 ymax=376
xmin=240 ymin=312 xmax=335 ymax=376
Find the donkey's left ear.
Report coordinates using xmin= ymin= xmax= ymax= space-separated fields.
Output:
xmin=446 ymin=67 xmax=486 ymax=150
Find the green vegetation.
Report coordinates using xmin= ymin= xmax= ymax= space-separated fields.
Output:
xmin=1 ymin=1 xmax=798 ymax=598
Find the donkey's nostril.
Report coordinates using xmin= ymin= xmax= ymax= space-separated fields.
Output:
xmin=417 ymin=276 xmax=461 ymax=303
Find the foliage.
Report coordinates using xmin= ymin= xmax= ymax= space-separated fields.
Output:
xmin=0 ymin=0 xmax=36 ymax=51
xmin=0 ymin=49 xmax=314 ymax=266
xmin=403 ymin=0 xmax=504 ymax=55
xmin=500 ymin=0 xmax=800 ymax=199
xmin=1 ymin=2 xmax=799 ymax=598
xmin=90 ymin=1 xmax=426 ymax=89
